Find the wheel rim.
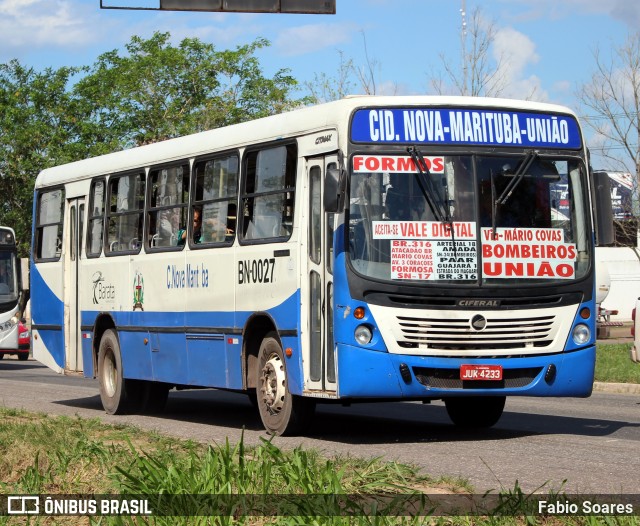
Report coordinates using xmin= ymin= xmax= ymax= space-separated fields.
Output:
xmin=103 ymin=350 xmax=117 ymax=398
xmin=260 ymin=352 xmax=286 ymax=415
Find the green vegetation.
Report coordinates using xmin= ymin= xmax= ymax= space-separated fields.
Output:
xmin=1 ymin=407 xmax=639 ymax=525
xmin=0 ymin=32 xmax=309 ymax=256
xmin=595 ymin=343 xmax=640 ymax=384
xmin=0 ymin=337 xmax=636 ymax=524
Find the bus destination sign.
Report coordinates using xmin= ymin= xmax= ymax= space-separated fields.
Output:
xmin=351 ymin=108 xmax=582 ymax=149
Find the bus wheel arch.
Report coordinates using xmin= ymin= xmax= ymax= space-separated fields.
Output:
xmin=254 ymin=330 xmax=315 ymax=436
xmin=242 ymin=313 xmax=278 ymax=392
xmin=92 ymin=313 xmax=117 ymax=377
xmin=96 ymin=325 xmax=145 ymax=415
xmin=242 ymin=316 xmax=314 ymax=435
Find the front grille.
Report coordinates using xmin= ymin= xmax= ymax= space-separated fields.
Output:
xmin=414 ymin=366 xmax=542 ymax=389
xmin=396 ymin=314 xmax=555 ymax=351
xmin=381 ymin=294 xmax=563 ymax=309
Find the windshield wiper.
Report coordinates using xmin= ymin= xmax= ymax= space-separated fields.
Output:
xmin=407 ymin=146 xmax=449 ymax=223
xmin=491 ymin=169 xmax=498 ymax=239
xmin=407 ymin=146 xmax=457 ymax=257
xmin=492 ymin=150 xmax=539 ymax=237
xmin=495 ymin=150 xmax=539 ymax=207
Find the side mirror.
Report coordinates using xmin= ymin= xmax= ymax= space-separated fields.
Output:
xmin=592 ymin=171 xmax=614 ymax=246
xmin=324 ymin=167 xmax=346 ymax=213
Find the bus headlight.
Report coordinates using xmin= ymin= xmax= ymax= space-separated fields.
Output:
xmin=572 ymin=324 xmax=591 ymax=345
xmin=354 ymin=325 xmax=373 ymax=345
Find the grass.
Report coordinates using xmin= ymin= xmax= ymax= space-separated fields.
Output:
xmin=595 ymin=343 xmax=640 ymax=384
xmin=0 ymin=343 xmax=637 ymax=524
xmin=0 ymin=407 xmax=639 ymax=525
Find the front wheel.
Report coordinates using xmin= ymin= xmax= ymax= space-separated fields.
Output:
xmin=444 ymin=396 xmax=506 ymax=429
xmin=255 ymin=333 xmax=314 ymax=436
xmin=98 ymin=329 xmax=144 ymax=414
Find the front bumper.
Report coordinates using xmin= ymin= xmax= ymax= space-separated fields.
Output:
xmin=335 ymin=343 xmax=596 ymax=399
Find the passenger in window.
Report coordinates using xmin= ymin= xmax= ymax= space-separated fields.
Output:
xmin=178 ymin=207 xmax=202 ymax=245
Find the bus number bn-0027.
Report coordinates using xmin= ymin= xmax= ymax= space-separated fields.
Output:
xmin=238 ymin=258 xmax=276 ymax=284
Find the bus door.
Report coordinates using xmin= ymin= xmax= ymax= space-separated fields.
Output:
xmin=63 ymin=198 xmax=85 ymax=372
xmin=305 ymin=156 xmax=337 ymax=394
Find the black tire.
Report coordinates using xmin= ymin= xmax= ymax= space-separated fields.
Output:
xmin=142 ymin=381 xmax=170 ymax=413
xmin=17 ymin=353 xmax=28 ymax=361
xmin=247 ymin=390 xmax=259 ymax=409
xmin=0 ymin=353 xmax=4 ymax=359
xmin=444 ymin=396 xmax=506 ymax=429
xmin=255 ymin=332 xmax=315 ymax=436
xmin=97 ymin=329 xmax=144 ymax=414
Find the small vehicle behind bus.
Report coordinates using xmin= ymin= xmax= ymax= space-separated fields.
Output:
xmin=0 ymin=227 xmax=27 ymax=361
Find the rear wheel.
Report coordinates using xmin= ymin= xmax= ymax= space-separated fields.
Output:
xmin=444 ymin=396 xmax=506 ymax=429
xmin=98 ymin=329 xmax=144 ymax=414
xmin=17 ymin=353 xmax=28 ymax=361
xmin=255 ymin=333 xmax=314 ymax=436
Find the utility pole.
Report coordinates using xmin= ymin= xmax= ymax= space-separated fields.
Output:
xmin=460 ymin=0 xmax=468 ymax=96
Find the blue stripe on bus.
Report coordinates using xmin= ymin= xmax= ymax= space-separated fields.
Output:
xmin=75 ymin=290 xmax=302 ymax=391
xmin=30 ymin=264 xmax=65 ymax=369
xmin=32 ymin=261 xmax=302 ymax=389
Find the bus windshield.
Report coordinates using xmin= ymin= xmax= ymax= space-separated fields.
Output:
xmin=348 ymin=152 xmax=590 ymax=285
xmin=0 ymin=250 xmax=19 ymax=302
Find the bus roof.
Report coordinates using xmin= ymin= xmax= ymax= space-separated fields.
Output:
xmin=35 ymin=95 xmax=578 ymax=189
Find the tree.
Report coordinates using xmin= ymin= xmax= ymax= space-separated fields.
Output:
xmin=577 ymin=33 xmax=640 ymax=179
xmin=73 ymin=33 xmax=307 ymax=148
xmin=304 ymin=50 xmax=357 ymax=103
xmin=577 ymin=33 xmax=640 ymax=246
xmin=0 ymin=33 xmax=306 ymax=255
xmin=0 ymin=61 xmax=82 ymax=254
xmin=304 ymin=33 xmax=396 ymax=103
xmin=430 ymin=7 xmax=509 ymax=97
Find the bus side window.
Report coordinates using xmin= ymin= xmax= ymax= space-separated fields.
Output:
xmin=87 ymin=179 xmax=106 ymax=257
xmin=241 ymin=143 xmax=296 ymax=242
xmin=147 ymin=164 xmax=189 ymax=249
xmin=34 ymin=188 xmax=65 ymax=261
xmin=106 ymin=172 xmax=145 ymax=254
xmin=192 ymin=154 xmax=239 ymax=246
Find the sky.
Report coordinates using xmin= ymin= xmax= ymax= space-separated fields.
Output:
xmin=1 ymin=0 xmax=638 ymax=170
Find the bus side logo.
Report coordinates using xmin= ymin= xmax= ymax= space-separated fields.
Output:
xmin=133 ymin=271 xmax=144 ymax=311
xmin=92 ymin=272 xmax=104 ymax=305
xmin=92 ymin=271 xmax=116 ymax=305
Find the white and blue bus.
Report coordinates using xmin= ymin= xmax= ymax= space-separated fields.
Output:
xmin=31 ymin=96 xmax=613 ymax=434
xmin=0 ymin=226 xmax=26 ymax=359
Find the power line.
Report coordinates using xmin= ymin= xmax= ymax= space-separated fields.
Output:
xmin=588 ymin=146 xmax=639 ymax=152
xmin=580 ymin=113 xmax=640 ymax=121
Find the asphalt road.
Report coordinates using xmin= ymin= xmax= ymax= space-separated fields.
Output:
xmin=1 ymin=357 xmax=639 ymax=495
